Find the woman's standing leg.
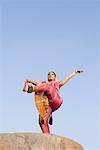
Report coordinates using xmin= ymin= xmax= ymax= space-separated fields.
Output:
xmin=39 ymin=107 xmax=52 ymax=134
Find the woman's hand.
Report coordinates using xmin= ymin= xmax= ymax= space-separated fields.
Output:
xmin=25 ymin=79 xmax=37 ymax=85
xmin=75 ymin=70 xmax=84 ymax=74
xmin=24 ymin=79 xmax=30 ymax=84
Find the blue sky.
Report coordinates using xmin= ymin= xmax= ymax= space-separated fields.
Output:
xmin=0 ymin=1 xmax=100 ymax=150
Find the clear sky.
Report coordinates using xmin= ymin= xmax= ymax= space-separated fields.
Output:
xmin=0 ymin=0 xmax=100 ymax=150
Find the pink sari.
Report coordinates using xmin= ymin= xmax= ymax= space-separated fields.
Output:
xmin=34 ymin=81 xmax=63 ymax=111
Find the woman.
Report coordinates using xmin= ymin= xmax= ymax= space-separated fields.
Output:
xmin=23 ymin=70 xmax=83 ymax=134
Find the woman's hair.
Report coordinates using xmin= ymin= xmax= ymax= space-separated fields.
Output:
xmin=48 ymin=71 xmax=56 ymax=77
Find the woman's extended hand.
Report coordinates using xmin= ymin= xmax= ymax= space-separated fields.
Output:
xmin=75 ymin=70 xmax=84 ymax=74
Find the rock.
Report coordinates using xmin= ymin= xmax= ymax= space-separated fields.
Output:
xmin=0 ymin=133 xmax=84 ymax=150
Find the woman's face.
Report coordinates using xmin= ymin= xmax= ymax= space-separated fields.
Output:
xmin=48 ymin=72 xmax=56 ymax=81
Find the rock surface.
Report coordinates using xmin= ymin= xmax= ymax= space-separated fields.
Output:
xmin=0 ymin=133 xmax=84 ymax=150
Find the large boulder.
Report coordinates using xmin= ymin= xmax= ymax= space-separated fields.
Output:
xmin=0 ymin=133 xmax=84 ymax=150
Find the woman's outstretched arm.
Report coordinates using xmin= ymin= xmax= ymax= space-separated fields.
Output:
xmin=59 ymin=70 xmax=84 ymax=86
